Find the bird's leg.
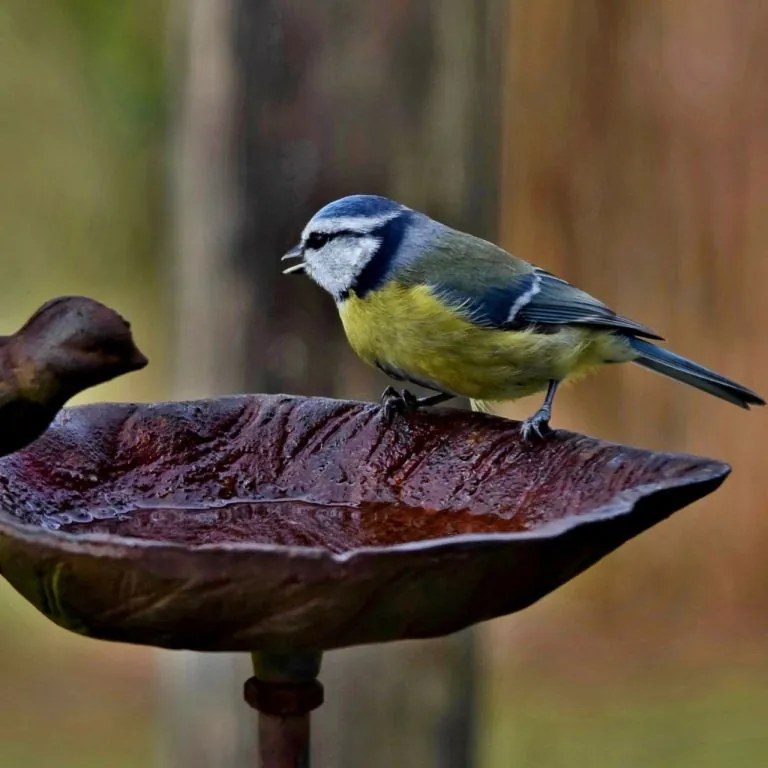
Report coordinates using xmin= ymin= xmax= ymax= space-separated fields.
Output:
xmin=380 ymin=387 xmax=453 ymax=422
xmin=404 ymin=391 xmax=454 ymax=409
xmin=520 ymin=380 xmax=559 ymax=441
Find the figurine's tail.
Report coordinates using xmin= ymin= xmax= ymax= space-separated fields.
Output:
xmin=628 ymin=338 xmax=765 ymax=409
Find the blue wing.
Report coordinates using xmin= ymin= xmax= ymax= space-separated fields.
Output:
xmin=431 ymin=267 xmax=662 ymax=340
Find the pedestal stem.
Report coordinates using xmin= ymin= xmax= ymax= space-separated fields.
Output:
xmin=257 ymin=710 xmax=311 ymax=768
xmin=245 ymin=651 xmax=324 ymax=768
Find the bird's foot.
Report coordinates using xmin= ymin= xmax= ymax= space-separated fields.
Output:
xmin=520 ymin=407 xmax=553 ymax=442
xmin=380 ymin=388 xmax=454 ymax=424
xmin=380 ymin=386 xmax=419 ymax=423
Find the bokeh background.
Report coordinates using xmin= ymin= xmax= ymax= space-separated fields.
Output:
xmin=1 ymin=1 xmax=767 ymax=766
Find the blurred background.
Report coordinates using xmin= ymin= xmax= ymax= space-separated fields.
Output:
xmin=1 ymin=1 xmax=767 ymax=766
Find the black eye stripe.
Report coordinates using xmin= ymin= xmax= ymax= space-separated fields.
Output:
xmin=306 ymin=232 xmax=329 ymax=248
xmin=305 ymin=229 xmax=359 ymax=249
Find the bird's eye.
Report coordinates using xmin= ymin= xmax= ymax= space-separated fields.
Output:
xmin=306 ymin=232 xmax=330 ymax=249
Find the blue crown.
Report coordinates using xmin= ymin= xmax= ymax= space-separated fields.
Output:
xmin=313 ymin=195 xmax=405 ymax=221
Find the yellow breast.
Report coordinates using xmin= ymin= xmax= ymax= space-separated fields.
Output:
xmin=338 ymin=282 xmax=629 ymax=401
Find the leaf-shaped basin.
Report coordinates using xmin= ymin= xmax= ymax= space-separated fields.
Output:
xmin=0 ymin=395 xmax=728 ymax=652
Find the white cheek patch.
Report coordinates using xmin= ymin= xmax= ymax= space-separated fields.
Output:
xmin=305 ymin=235 xmax=381 ymax=299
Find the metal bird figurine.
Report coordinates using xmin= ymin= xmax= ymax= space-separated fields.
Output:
xmin=0 ymin=296 xmax=148 ymax=456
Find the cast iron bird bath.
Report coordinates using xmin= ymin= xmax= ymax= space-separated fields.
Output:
xmin=0 ymin=394 xmax=729 ymax=766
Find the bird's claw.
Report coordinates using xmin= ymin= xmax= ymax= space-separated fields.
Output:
xmin=520 ymin=409 xmax=552 ymax=442
xmin=380 ymin=386 xmax=418 ymax=423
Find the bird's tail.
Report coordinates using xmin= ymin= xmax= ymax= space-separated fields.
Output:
xmin=628 ymin=337 xmax=764 ymax=409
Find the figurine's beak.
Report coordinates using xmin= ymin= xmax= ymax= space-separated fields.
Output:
xmin=282 ymin=245 xmax=305 ymax=275
xmin=129 ymin=349 xmax=149 ymax=370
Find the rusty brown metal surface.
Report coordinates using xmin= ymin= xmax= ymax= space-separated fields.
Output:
xmin=244 ymin=678 xmax=324 ymax=717
xmin=0 ymin=297 xmax=147 ymax=457
xmin=0 ymin=394 xmax=728 ymax=652
xmin=245 ymin=651 xmax=323 ymax=768
xmin=258 ymin=710 xmax=311 ymax=768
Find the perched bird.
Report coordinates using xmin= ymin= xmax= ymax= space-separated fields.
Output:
xmin=0 ymin=296 xmax=148 ymax=456
xmin=283 ymin=195 xmax=764 ymax=438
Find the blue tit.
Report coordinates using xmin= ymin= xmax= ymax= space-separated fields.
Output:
xmin=283 ymin=195 xmax=764 ymax=438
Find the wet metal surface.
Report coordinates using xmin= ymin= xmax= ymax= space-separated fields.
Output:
xmin=0 ymin=395 xmax=729 ymax=651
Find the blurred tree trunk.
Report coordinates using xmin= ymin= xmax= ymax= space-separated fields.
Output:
xmin=483 ymin=7 xmax=768 ymax=750
xmin=164 ymin=1 xmax=506 ymax=767
xmin=500 ymin=1 xmax=768 ymax=448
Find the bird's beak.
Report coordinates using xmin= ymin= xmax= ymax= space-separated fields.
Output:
xmin=282 ymin=245 xmax=306 ymax=275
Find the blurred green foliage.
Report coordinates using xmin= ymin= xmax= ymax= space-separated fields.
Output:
xmin=0 ymin=0 xmax=168 ymax=402
xmin=0 ymin=2 xmax=166 ymax=766
xmin=481 ymin=663 xmax=768 ymax=768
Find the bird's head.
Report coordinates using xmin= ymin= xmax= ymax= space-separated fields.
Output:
xmin=13 ymin=296 xmax=148 ymax=397
xmin=283 ymin=195 xmax=425 ymax=301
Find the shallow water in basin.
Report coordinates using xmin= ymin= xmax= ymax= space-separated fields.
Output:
xmin=50 ymin=498 xmax=535 ymax=552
